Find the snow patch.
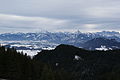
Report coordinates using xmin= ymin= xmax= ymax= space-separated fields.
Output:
xmin=42 ymin=47 xmax=55 ymax=50
xmin=17 ymin=50 xmax=40 ymax=57
xmin=56 ymin=63 xmax=59 ymax=66
xmin=74 ymin=55 xmax=81 ymax=60
xmin=96 ymin=45 xmax=112 ymax=51
xmin=11 ymin=44 xmax=32 ymax=47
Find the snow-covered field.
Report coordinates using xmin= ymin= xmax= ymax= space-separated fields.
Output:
xmin=0 ymin=41 xmax=57 ymax=57
xmin=17 ymin=47 xmax=55 ymax=57
xmin=17 ymin=50 xmax=41 ymax=57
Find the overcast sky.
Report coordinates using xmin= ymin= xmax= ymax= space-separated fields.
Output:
xmin=0 ymin=0 xmax=120 ymax=33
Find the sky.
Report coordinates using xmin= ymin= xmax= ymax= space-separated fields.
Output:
xmin=0 ymin=0 xmax=120 ymax=33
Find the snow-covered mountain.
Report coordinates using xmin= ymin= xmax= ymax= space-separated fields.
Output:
xmin=0 ymin=31 xmax=120 ymax=43
xmin=0 ymin=31 xmax=120 ymax=56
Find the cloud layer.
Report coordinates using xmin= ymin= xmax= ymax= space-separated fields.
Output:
xmin=0 ymin=0 xmax=120 ymax=33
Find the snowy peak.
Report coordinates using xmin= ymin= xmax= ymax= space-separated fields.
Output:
xmin=0 ymin=31 xmax=120 ymax=53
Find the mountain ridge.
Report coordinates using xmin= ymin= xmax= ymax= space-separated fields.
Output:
xmin=82 ymin=37 xmax=120 ymax=50
xmin=33 ymin=44 xmax=120 ymax=80
xmin=0 ymin=31 xmax=120 ymax=55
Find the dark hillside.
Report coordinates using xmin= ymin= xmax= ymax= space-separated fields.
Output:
xmin=0 ymin=46 xmax=72 ymax=80
xmin=34 ymin=44 xmax=120 ymax=80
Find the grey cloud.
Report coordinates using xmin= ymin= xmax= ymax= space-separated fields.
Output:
xmin=0 ymin=0 xmax=120 ymax=32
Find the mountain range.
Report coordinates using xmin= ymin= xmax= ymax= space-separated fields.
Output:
xmin=0 ymin=31 xmax=120 ymax=55
xmin=0 ymin=31 xmax=120 ymax=43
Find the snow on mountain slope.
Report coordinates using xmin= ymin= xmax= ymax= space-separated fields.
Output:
xmin=0 ymin=31 xmax=120 ymax=43
xmin=0 ymin=31 xmax=120 ymax=56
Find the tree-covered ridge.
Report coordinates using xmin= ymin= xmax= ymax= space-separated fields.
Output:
xmin=1 ymin=44 xmax=120 ymax=80
xmin=0 ymin=46 xmax=72 ymax=80
xmin=34 ymin=44 xmax=120 ymax=80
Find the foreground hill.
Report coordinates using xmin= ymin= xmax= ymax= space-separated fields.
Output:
xmin=34 ymin=44 xmax=120 ymax=80
xmin=1 ymin=44 xmax=120 ymax=80
xmin=0 ymin=46 xmax=72 ymax=80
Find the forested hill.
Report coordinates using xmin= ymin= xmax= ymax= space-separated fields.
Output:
xmin=1 ymin=44 xmax=120 ymax=80
xmin=0 ymin=46 xmax=72 ymax=80
xmin=34 ymin=44 xmax=120 ymax=80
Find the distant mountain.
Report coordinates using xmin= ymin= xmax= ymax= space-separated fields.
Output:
xmin=0 ymin=31 xmax=120 ymax=43
xmin=34 ymin=44 xmax=120 ymax=80
xmin=0 ymin=31 xmax=120 ymax=52
xmin=82 ymin=37 xmax=120 ymax=50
